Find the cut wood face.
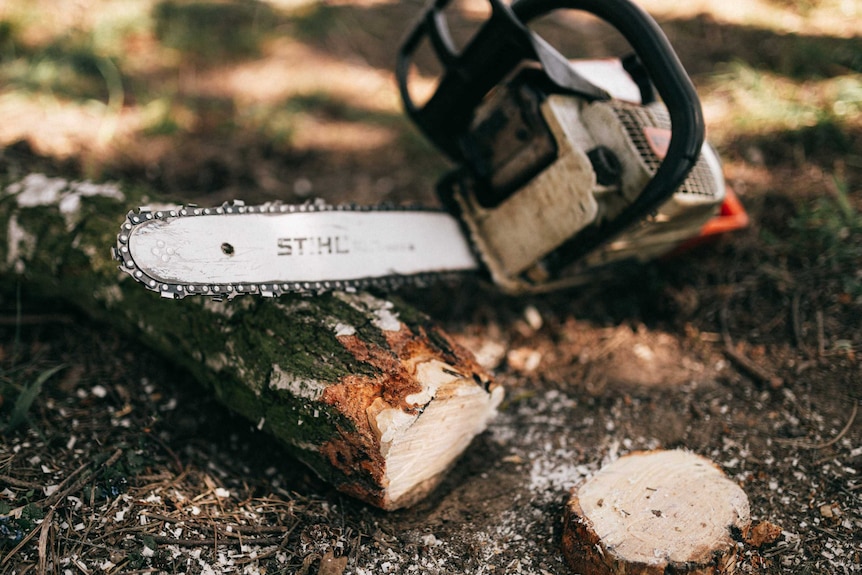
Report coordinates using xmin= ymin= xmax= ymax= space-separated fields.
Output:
xmin=375 ymin=359 xmax=505 ymax=506
xmin=319 ymin=294 xmax=504 ymax=510
xmin=563 ymin=450 xmax=751 ymax=575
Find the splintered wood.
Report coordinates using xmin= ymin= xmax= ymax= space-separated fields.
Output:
xmin=562 ymin=450 xmax=750 ymax=575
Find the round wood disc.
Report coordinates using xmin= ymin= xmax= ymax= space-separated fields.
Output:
xmin=562 ymin=450 xmax=750 ymax=575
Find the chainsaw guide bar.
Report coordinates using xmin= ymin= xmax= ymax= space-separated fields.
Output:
xmin=114 ymin=201 xmax=479 ymax=299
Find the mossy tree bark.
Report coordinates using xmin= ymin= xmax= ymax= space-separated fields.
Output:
xmin=0 ymin=173 xmax=503 ymax=510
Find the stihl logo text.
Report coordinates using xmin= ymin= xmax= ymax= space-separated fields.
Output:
xmin=277 ymin=236 xmax=349 ymax=256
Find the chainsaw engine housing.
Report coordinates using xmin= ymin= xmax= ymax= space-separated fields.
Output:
xmin=439 ymin=61 xmax=726 ymax=293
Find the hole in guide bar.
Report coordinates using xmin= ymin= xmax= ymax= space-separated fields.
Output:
xmin=221 ymin=243 xmax=235 ymax=256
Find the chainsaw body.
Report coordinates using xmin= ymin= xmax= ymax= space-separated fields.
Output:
xmin=441 ymin=72 xmax=728 ymax=292
xmin=398 ymin=0 xmax=732 ymax=293
xmin=114 ymin=0 xmax=746 ymax=299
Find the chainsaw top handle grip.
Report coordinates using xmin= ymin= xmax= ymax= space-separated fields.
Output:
xmin=512 ymin=0 xmax=704 ymax=164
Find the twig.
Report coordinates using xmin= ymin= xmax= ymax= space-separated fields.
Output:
xmin=54 ymin=535 xmax=111 ymax=550
xmin=0 ymin=474 xmax=44 ymax=490
xmin=810 ymin=524 xmax=843 ymax=540
xmin=213 ymin=516 xmax=219 ymax=559
xmin=790 ymin=292 xmax=812 ymax=356
xmin=72 ymin=557 xmax=91 ymax=575
xmin=134 ymin=469 xmax=189 ymax=494
xmin=37 ymin=508 xmax=53 ymax=575
xmin=138 ymin=510 xmax=177 ymax=524
xmin=1 ymin=449 xmax=124 ymax=567
xmin=41 ymin=459 xmax=94 ymax=508
xmin=761 ymin=311 xmax=786 ymax=336
xmin=44 ymin=448 xmax=123 ymax=509
xmin=70 ymin=513 xmax=99 ymax=559
xmin=1 ymin=505 xmax=48 ymax=566
xmin=816 ymin=309 xmax=825 ymax=356
xmin=720 ymin=307 xmax=783 ymax=389
xmin=775 ymin=402 xmax=858 ymax=450
xmin=762 ymin=540 xmax=798 ymax=558
xmin=139 ymin=511 xmax=291 ymax=535
xmin=234 ymin=544 xmax=283 ymax=565
xmin=93 ymin=523 xmax=155 ymax=545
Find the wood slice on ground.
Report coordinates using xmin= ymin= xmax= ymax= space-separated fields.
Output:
xmin=0 ymin=173 xmax=504 ymax=510
xmin=562 ymin=450 xmax=750 ymax=575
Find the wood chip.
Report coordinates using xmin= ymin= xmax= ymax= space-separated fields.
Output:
xmin=745 ymin=520 xmax=783 ymax=548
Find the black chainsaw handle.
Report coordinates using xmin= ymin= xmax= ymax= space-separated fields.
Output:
xmin=512 ymin=0 xmax=705 ymax=248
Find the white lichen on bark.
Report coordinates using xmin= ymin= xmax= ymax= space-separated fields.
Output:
xmin=6 ymin=215 xmax=35 ymax=273
xmin=336 ymin=291 xmax=402 ymax=332
xmin=4 ymin=174 xmax=126 ymax=272
xmin=269 ymin=364 xmax=326 ymax=401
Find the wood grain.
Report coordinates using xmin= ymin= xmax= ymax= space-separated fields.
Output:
xmin=562 ymin=450 xmax=750 ymax=574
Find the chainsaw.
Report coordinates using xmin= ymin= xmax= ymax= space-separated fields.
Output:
xmin=114 ymin=0 xmax=746 ymax=299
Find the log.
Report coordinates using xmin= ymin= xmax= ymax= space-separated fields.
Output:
xmin=561 ymin=450 xmax=750 ymax=575
xmin=0 ymin=173 xmax=503 ymax=510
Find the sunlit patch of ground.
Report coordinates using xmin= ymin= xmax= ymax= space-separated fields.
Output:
xmin=641 ymin=0 xmax=861 ymax=37
xmin=0 ymin=0 xmax=421 ymax=177
xmin=700 ymin=68 xmax=862 ymax=145
xmin=193 ymin=38 xmax=399 ymax=112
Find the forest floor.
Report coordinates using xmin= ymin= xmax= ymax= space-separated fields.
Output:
xmin=1 ymin=0 xmax=860 ymax=573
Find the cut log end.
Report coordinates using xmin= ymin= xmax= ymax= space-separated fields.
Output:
xmin=316 ymin=301 xmax=504 ymax=511
xmin=375 ymin=359 xmax=505 ymax=509
xmin=562 ymin=450 xmax=750 ymax=575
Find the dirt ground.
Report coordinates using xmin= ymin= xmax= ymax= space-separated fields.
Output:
xmin=1 ymin=1 xmax=860 ymax=574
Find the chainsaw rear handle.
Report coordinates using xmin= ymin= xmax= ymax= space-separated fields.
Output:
xmin=397 ymin=0 xmax=706 ymax=268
